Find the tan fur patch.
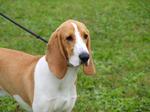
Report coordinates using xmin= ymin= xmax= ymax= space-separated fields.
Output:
xmin=0 ymin=48 xmax=39 ymax=106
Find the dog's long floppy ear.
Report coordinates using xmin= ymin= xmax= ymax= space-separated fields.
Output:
xmin=83 ymin=36 xmax=96 ymax=75
xmin=46 ymin=30 xmax=67 ymax=79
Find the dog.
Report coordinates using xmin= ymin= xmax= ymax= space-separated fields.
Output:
xmin=0 ymin=20 xmax=96 ymax=112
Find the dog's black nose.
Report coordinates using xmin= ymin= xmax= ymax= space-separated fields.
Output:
xmin=79 ymin=52 xmax=89 ymax=64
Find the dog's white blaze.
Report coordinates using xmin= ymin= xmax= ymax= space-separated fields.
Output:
xmin=69 ymin=23 xmax=89 ymax=66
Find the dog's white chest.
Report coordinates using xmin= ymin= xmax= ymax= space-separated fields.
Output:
xmin=32 ymin=56 xmax=78 ymax=112
xmin=45 ymin=92 xmax=76 ymax=111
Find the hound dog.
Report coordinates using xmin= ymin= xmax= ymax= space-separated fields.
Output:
xmin=0 ymin=20 xmax=96 ymax=112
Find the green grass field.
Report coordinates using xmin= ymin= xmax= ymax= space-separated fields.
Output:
xmin=0 ymin=0 xmax=150 ymax=112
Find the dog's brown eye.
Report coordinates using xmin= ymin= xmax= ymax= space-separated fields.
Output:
xmin=83 ymin=34 xmax=88 ymax=40
xmin=66 ymin=36 xmax=73 ymax=42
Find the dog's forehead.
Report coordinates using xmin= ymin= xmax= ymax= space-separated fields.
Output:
xmin=60 ymin=20 xmax=88 ymax=33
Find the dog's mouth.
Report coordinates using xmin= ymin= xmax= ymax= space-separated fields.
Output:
xmin=81 ymin=61 xmax=88 ymax=66
xmin=68 ymin=56 xmax=89 ymax=67
xmin=67 ymin=62 xmax=80 ymax=67
xmin=68 ymin=61 xmax=88 ymax=67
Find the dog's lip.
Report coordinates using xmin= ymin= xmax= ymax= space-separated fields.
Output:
xmin=67 ymin=62 xmax=80 ymax=67
xmin=85 ymin=62 xmax=88 ymax=66
xmin=67 ymin=60 xmax=88 ymax=67
xmin=81 ymin=62 xmax=88 ymax=66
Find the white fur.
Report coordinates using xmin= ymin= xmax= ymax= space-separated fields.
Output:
xmin=0 ymin=90 xmax=32 ymax=112
xmin=69 ymin=22 xmax=89 ymax=66
xmin=32 ymin=56 xmax=78 ymax=112
xmin=13 ymin=95 xmax=32 ymax=112
xmin=0 ymin=89 xmax=9 ymax=97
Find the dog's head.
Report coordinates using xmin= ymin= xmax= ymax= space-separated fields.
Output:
xmin=46 ymin=20 xmax=96 ymax=79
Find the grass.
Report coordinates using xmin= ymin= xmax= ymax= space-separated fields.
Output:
xmin=0 ymin=0 xmax=150 ymax=111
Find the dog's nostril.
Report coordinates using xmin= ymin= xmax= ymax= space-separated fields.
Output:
xmin=79 ymin=52 xmax=89 ymax=63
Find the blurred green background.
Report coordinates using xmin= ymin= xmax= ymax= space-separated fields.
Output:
xmin=0 ymin=0 xmax=150 ymax=112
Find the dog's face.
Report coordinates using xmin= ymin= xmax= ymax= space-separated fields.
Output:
xmin=58 ymin=21 xmax=89 ymax=66
xmin=46 ymin=20 xmax=96 ymax=79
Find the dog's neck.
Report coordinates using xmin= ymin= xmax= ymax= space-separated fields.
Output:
xmin=33 ymin=56 xmax=78 ymax=111
xmin=35 ymin=56 xmax=79 ymax=89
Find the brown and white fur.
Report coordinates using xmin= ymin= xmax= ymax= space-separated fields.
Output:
xmin=0 ymin=20 xmax=96 ymax=112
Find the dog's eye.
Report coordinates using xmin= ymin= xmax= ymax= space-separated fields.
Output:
xmin=83 ymin=34 xmax=88 ymax=40
xmin=66 ymin=36 xmax=73 ymax=42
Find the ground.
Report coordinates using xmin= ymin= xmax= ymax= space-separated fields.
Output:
xmin=0 ymin=0 xmax=150 ymax=112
